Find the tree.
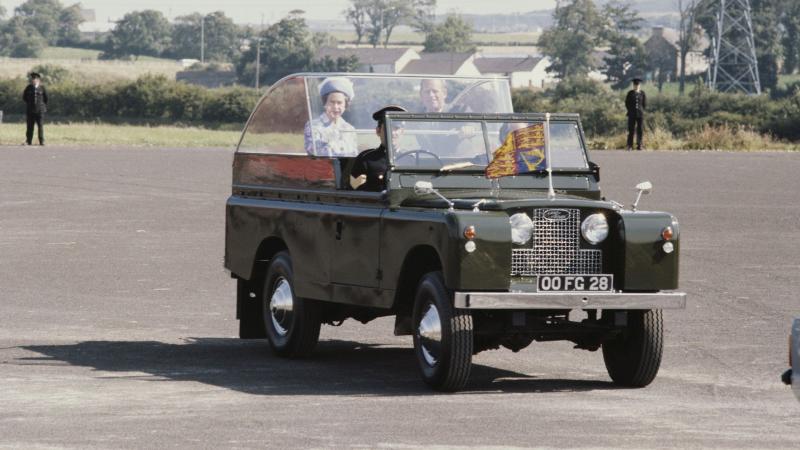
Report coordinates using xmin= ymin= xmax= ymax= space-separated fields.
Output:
xmin=236 ymin=13 xmax=314 ymax=86
xmin=780 ymin=0 xmax=800 ymax=74
xmin=169 ymin=11 xmax=239 ymax=62
xmin=677 ymin=0 xmax=705 ymax=95
xmin=344 ymin=0 xmax=370 ymax=45
xmin=345 ymin=0 xmax=434 ymax=47
xmin=102 ymin=10 xmax=171 ymax=60
xmin=310 ymin=55 xmax=360 ymax=72
xmin=311 ymin=31 xmax=338 ymax=50
xmin=602 ymin=1 xmax=646 ymax=88
xmin=410 ymin=0 xmax=437 ymax=33
xmin=13 ymin=0 xmax=82 ymax=46
xmin=0 ymin=16 xmax=47 ymax=57
xmin=364 ymin=0 xmax=413 ymax=47
xmin=57 ymin=3 xmax=83 ymax=45
xmin=0 ymin=2 xmax=6 ymax=19
xmin=750 ymin=0 xmax=783 ymax=91
xmin=422 ymin=15 xmax=476 ymax=53
xmin=537 ymin=0 xmax=607 ymax=79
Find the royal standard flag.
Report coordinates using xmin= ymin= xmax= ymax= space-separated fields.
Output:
xmin=485 ymin=123 xmax=547 ymax=179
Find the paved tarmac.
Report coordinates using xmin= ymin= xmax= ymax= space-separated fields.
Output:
xmin=0 ymin=146 xmax=798 ymax=448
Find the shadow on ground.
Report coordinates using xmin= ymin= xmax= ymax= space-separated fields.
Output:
xmin=20 ymin=338 xmax=616 ymax=396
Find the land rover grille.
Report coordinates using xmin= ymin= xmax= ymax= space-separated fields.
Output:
xmin=511 ymin=208 xmax=602 ymax=276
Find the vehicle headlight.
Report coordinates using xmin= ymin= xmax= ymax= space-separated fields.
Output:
xmin=581 ymin=213 xmax=608 ymax=244
xmin=509 ymin=212 xmax=534 ymax=245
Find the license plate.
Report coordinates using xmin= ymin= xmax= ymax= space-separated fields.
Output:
xmin=537 ymin=274 xmax=613 ymax=292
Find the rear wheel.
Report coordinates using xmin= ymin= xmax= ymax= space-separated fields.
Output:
xmin=262 ymin=252 xmax=320 ymax=357
xmin=602 ymin=309 xmax=663 ymax=387
xmin=412 ymin=271 xmax=473 ymax=391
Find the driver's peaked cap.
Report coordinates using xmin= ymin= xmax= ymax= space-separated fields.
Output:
xmin=372 ymin=105 xmax=407 ymax=124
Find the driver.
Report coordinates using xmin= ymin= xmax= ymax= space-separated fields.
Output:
xmin=349 ymin=105 xmax=407 ymax=191
xmin=416 ymin=78 xmax=477 ymax=154
xmin=419 ymin=79 xmax=448 ymax=113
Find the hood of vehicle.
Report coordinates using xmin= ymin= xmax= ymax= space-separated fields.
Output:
xmin=401 ymin=193 xmax=618 ymax=212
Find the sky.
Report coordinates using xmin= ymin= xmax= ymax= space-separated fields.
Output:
xmin=2 ymin=0 xmax=559 ymax=23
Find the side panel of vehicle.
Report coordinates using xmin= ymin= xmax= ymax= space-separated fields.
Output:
xmin=225 ymin=196 xmax=333 ymax=299
xmin=616 ymin=211 xmax=680 ymax=290
xmin=379 ymin=210 xmax=511 ymax=295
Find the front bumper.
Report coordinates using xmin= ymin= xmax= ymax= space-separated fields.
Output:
xmin=453 ymin=291 xmax=686 ymax=310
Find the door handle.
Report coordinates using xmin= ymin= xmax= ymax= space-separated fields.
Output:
xmin=335 ymin=221 xmax=343 ymax=240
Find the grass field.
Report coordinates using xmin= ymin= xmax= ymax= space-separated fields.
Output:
xmin=1 ymin=122 xmax=795 ymax=151
xmin=0 ymin=55 xmax=183 ymax=84
xmin=39 ymin=46 xmax=103 ymax=60
xmin=0 ymin=123 xmax=241 ymax=148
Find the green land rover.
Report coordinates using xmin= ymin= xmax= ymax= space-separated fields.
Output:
xmin=225 ymin=73 xmax=686 ymax=391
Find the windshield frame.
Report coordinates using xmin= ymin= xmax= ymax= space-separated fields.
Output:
xmin=384 ymin=112 xmax=591 ymax=174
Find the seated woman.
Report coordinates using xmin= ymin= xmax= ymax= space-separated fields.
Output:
xmin=304 ymin=77 xmax=358 ymax=157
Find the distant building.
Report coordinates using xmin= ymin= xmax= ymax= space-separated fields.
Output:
xmin=79 ymin=8 xmax=96 ymax=22
xmin=316 ymin=47 xmax=420 ymax=73
xmin=644 ymin=26 xmax=709 ymax=81
xmin=400 ymin=52 xmax=481 ymax=77
xmin=474 ymin=55 xmax=556 ymax=89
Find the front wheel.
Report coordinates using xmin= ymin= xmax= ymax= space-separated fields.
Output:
xmin=412 ymin=271 xmax=473 ymax=391
xmin=602 ymin=309 xmax=663 ymax=387
xmin=262 ymin=252 xmax=320 ymax=358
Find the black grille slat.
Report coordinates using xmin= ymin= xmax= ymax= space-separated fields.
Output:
xmin=511 ymin=208 xmax=602 ymax=276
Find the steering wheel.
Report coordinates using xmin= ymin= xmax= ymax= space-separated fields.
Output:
xmin=395 ymin=149 xmax=443 ymax=167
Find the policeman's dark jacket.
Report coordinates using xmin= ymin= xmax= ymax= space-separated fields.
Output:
xmin=350 ymin=145 xmax=387 ymax=191
xmin=625 ymin=89 xmax=646 ymax=118
xmin=23 ymin=84 xmax=48 ymax=114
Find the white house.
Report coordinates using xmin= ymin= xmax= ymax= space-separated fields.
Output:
xmin=400 ymin=52 xmax=482 ymax=77
xmin=316 ymin=47 xmax=420 ymax=74
xmin=474 ymin=55 xmax=557 ymax=89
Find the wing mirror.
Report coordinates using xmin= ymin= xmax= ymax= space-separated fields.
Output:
xmin=413 ymin=181 xmax=454 ymax=211
xmin=414 ymin=181 xmax=434 ymax=195
xmin=632 ymin=181 xmax=653 ymax=211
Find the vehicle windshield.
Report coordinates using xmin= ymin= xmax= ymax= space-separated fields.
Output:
xmin=387 ymin=117 xmax=589 ymax=172
xmin=304 ymin=75 xmax=513 ymax=154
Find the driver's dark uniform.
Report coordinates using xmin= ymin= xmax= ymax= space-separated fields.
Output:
xmin=350 ymin=145 xmax=387 ymax=191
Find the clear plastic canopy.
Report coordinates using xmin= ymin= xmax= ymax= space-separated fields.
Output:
xmin=238 ymin=73 xmax=514 ymax=156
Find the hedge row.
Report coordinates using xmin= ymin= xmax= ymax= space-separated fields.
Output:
xmin=0 ymin=74 xmax=260 ymax=125
xmin=2 ymin=72 xmax=797 ymax=142
xmin=512 ymin=78 xmax=800 ymax=142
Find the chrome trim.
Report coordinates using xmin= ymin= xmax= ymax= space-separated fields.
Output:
xmin=453 ymin=291 xmax=686 ymax=310
xmin=418 ymin=304 xmax=442 ymax=367
xmin=269 ymin=277 xmax=294 ymax=336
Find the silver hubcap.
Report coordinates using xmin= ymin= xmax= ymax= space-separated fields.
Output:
xmin=418 ymin=303 xmax=442 ymax=366
xmin=269 ymin=277 xmax=294 ymax=337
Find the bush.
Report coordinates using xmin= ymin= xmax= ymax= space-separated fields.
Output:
xmin=203 ymin=87 xmax=260 ymax=123
xmin=30 ymin=64 xmax=73 ymax=84
xmin=681 ymin=124 xmax=775 ymax=151
xmin=0 ymin=74 xmax=259 ymax=125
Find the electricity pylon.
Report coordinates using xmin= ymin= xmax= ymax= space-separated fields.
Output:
xmin=709 ymin=0 xmax=761 ymax=94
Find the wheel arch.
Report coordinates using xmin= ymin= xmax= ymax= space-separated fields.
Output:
xmin=249 ymin=236 xmax=289 ymax=281
xmin=391 ymin=245 xmax=444 ymax=335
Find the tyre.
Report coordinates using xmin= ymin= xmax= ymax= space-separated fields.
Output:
xmin=238 ymin=278 xmax=266 ymax=339
xmin=602 ymin=309 xmax=663 ymax=387
xmin=261 ymin=252 xmax=320 ymax=357
xmin=412 ymin=271 xmax=473 ymax=391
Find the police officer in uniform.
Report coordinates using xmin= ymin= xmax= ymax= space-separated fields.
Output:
xmin=625 ymin=77 xmax=646 ymax=151
xmin=22 ymin=72 xmax=48 ymax=146
xmin=350 ymin=105 xmax=407 ymax=191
